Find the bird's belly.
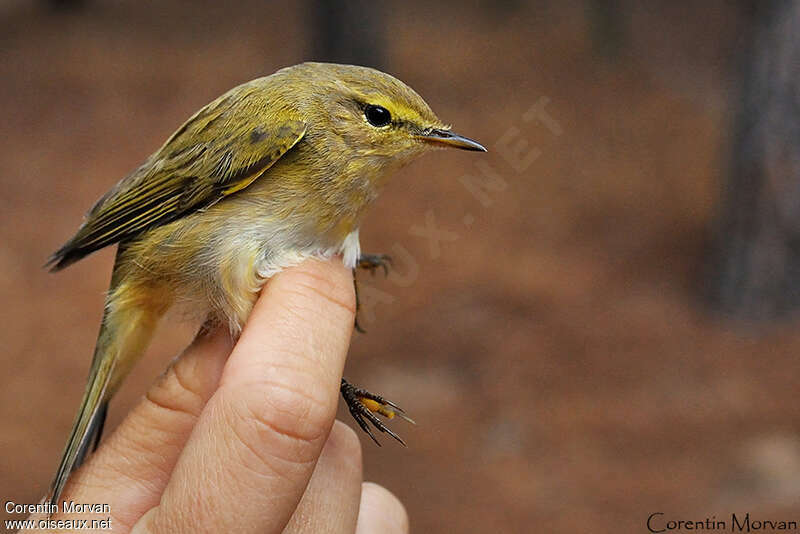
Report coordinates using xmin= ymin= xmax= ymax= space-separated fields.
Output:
xmin=185 ymin=220 xmax=359 ymax=333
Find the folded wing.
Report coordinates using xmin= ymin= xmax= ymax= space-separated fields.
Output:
xmin=47 ymin=83 xmax=306 ymax=271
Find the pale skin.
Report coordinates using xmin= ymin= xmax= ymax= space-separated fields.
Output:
xmin=32 ymin=258 xmax=408 ymax=533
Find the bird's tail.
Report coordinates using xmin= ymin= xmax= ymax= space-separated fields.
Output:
xmin=46 ymin=269 xmax=164 ymax=510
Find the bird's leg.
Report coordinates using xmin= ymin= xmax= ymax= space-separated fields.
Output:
xmin=347 ymin=254 xmax=410 ymax=444
xmin=353 ymin=269 xmax=366 ymax=333
xmin=353 ymin=253 xmax=392 ymax=333
xmin=341 ymin=378 xmax=414 ymax=446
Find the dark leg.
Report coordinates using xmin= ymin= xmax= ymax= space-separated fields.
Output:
xmin=353 ymin=269 xmax=366 ymax=333
xmin=341 ymin=378 xmax=414 ymax=446
xmin=353 ymin=253 xmax=392 ymax=332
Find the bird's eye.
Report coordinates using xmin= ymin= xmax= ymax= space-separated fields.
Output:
xmin=364 ymin=105 xmax=391 ymax=127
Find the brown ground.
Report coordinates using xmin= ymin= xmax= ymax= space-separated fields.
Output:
xmin=2 ymin=1 xmax=799 ymax=532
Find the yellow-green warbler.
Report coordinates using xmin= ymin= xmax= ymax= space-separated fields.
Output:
xmin=45 ymin=62 xmax=485 ymax=508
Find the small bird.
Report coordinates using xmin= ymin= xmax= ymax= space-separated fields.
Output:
xmin=45 ymin=62 xmax=485 ymax=507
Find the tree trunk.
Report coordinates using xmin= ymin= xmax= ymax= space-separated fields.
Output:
xmin=706 ymin=0 xmax=800 ymax=320
xmin=309 ymin=0 xmax=385 ymax=69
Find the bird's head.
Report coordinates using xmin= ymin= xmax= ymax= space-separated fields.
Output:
xmin=279 ymin=63 xmax=485 ymax=178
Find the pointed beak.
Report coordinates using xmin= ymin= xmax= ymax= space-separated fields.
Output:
xmin=417 ymin=128 xmax=487 ymax=152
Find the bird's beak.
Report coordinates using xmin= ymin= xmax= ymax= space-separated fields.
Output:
xmin=417 ymin=128 xmax=487 ymax=152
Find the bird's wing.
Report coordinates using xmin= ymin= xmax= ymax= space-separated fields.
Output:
xmin=47 ymin=84 xmax=306 ymax=271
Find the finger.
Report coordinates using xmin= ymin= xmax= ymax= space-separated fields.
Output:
xmin=135 ymin=257 xmax=355 ymax=534
xmin=356 ymin=483 xmax=409 ymax=534
xmin=61 ymin=326 xmax=233 ymax=530
xmin=283 ymin=421 xmax=363 ymax=534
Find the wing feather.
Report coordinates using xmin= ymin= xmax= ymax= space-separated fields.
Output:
xmin=47 ymin=84 xmax=306 ymax=271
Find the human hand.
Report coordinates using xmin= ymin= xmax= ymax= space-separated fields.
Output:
xmin=36 ymin=258 xmax=408 ymax=533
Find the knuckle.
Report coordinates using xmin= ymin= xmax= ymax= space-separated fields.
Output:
xmin=145 ymin=360 xmax=206 ymax=422
xmin=221 ymin=370 xmax=334 ymax=465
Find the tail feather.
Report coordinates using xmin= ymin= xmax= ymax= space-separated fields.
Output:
xmin=74 ymin=400 xmax=109 ymax=469
xmin=46 ymin=275 xmax=163 ymax=511
xmin=89 ymin=401 xmax=109 ymax=456
xmin=47 ymin=334 xmax=117 ymax=509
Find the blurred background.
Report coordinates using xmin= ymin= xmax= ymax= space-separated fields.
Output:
xmin=2 ymin=0 xmax=800 ymax=532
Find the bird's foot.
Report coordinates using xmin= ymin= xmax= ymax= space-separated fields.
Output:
xmin=340 ymin=378 xmax=414 ymax=446
xmin=358 ymin=253 xmax=392 ymax=277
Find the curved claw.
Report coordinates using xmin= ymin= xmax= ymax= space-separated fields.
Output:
xmin=395 ymin=412 xmax=417 ymax=425
xmin=341 ymin=378 xmax=412 ymax=446
xmin=354 ymin=317 xmax=366 ymax=334
xmin=349 ymin=405 xmax=382 ymax=446
xmin=379 ymin=255 xmax=393 ymax=277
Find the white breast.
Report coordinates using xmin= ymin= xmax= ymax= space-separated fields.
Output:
xmin=256 ymin=228 xmax=360 ymax=278
xmin=338 ymin=229 xmax=361 ymax=269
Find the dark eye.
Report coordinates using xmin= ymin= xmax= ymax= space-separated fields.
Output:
xmin=364 ymin=104 xmax=391 ymax=127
